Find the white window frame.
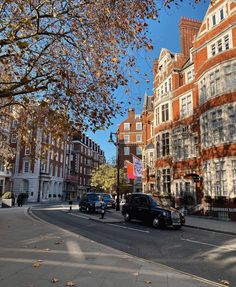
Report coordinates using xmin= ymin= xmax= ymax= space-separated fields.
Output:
xmin=161 ymin=103 xmax=169 ymax=122
xmin=220 ymin=8 xmax=224 ymax=21
xmin=155 ymin=107 xmax=160 ymax=126
xmin=136 ymin=146 xmax=142 ymax=155
xmin=136 ymin=134 xmax=142 ymax=143
xmin=25 ymin=146 xmax=30 ymax=155
xmin=136 ymin=122 xmax=142 ymax=130
xmin=207 ymin=32 xmax=231 ymax=59
xmin=162 ymin=132 xmax=170 ymax=157
xmin=124 ymin=135 xmax=130 ymax=143
xmin=124 ymin=147 xmax=130 ymax=155
xmin=180 ymin=93 xmax=193 ymax=118
xmin=212 ymin=14 xmax=216 ymax=26
xmin=124 ymin=123 xmax=130 ymax=131
xmin=24 ymin=161 xmax=29 ymax=173
xmin=186 ymin=68 xmax=194 ymax=83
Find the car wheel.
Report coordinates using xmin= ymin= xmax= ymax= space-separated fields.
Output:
xmin=152 ymin=217 xmax=161 ymax=228
xmin=124 ymin=212 xmax=131 ymax=222
xmin=86 ymin=206 xmax=90 ymax=213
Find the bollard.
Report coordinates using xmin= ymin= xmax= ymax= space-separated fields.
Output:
xmin=100 ymin=207 xmax=105 ymax=219
xmin=69 ymin=200 xmax=73 ymax=211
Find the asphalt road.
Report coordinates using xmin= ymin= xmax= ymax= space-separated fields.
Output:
xmin=32 ymin=208 xmax=236 ymax=286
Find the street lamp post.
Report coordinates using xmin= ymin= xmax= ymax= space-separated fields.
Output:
xmin=108 ymin=132 xmax=120 ymax=211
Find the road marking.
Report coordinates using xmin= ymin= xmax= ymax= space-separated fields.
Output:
xmin=181 ymin=238 xmax=236 ymax=251
xmin=107 ymin=223 xmax=150 ymax=233
xmin=68 ymin=213 xmax=89 ymax=220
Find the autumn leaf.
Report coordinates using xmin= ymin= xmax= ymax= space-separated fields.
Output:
xmin=32 ymin=260 xmax=42 ymax=268
xmin=51 ymin=277 xmax=59 ymax=283
xmin=111 ymin=57 xmax=118 ymax=63
xmin=65 ymin=282 xmax=76 ymax=286
xmin=145 ymin=43 xmax=154 ymax=50
xmin=16 ymin=41 xmax=29 ymax=49
xmin=220 ymin=280 xmax=229 ymax=286
xmin=55 ymin=240 xmax=64 ymax=245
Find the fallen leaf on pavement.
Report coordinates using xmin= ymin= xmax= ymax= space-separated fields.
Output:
xmin=51 ymin=277 xmax=59 ymax=283
xmin=220 ymin=280 xmax=229 ymax=286
xmin=132 ymin=273 xmax=139 ymax=276
xmin=44 ymin=248 xmax=51 ymax=251
xmin=65 ymin=282 xmax=76 ymax=286
xmin=55 ymin=240 xmax=64 ymax=245
xmin=144 ymin=280 xmax=152 ymax=284
xmin=32 ymin=260 xmax=42 ymax=268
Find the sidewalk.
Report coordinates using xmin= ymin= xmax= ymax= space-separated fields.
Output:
xmin=0 ymin=206 xmax=227 ymax=287
xmin=185 ymin=215 xmax=236 ymax=235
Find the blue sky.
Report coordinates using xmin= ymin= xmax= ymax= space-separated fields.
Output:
xmin=88 ymin=0 xmax=209 ymax=162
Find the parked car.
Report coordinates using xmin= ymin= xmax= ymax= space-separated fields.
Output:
xmin=79 ymin=193 xmax=105 ymax=213
xmin=100 ymin=193 xmax=116 ymax=209
xmin=122 ymin=193 xmax=185 ymax=229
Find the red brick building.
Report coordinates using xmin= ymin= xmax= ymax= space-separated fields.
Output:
xmin=64 ymin=132 xmax=105 ymax=200
xmin=140 ymin=0 xmax=236 ymax=219
xmin=115 ymin=0 xmax=236 ymax=218
xmin=117 ymin=108 xmax=143 ymax=193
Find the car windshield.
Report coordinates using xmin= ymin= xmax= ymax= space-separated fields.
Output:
xmin=102 ymin=194 xmax=112 ymax=200
xmin=87 ymin=194 xmax=99 ymax=201
xmin=149 ymin=194 xmax=170 ymax=207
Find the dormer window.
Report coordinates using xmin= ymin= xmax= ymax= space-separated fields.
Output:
xmin=208 ymin=33 xmax=230 ymax=59
xmin=168 ymin=78 xmax=172 ymax=91
xmin=220 ymin=9 xmax=224 ymax=21
xmin=224 ymin=35 xmax=229 ymax=50
xmin=217 ymin=39 xmax=222 ymax=53
xmin=211 ymin=44 xmax=216 ymax=56
xmin=212 ymin=14 xmax=216 ymax=26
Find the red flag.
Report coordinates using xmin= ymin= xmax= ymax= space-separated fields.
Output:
xmin=126 ymin=160 xmax=135 ymax=179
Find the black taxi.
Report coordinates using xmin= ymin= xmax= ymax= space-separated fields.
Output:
xmin=122 ymin=193 xmax=185 ymax=229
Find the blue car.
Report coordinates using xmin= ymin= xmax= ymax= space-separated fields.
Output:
xmin=100 ymin=193 xmax=116 ymax=209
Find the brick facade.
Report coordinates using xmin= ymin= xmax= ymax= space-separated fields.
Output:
xmin=138 ymin=0 xmax=236 ymax=219
xmin=117 ymin=108 xmax=143 ymax=193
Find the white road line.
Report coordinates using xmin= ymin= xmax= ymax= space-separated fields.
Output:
xmin=68 ymin=213 xmax=90 ymax=220
xmin=107 ymin=223 xmax=150 ymax=233
xmin=181 ymin=238 xmax=236 ymax=251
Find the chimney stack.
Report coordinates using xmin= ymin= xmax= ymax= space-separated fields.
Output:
xmin=179 ymin=17 xmax=202 ymax=58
